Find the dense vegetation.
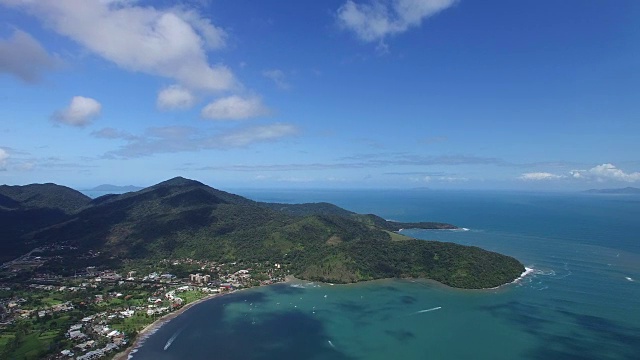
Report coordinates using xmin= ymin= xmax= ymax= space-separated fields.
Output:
xmin=355 ymin=213 xmax=457 ymax=231
xmin=0 ymin=184 xmax=91 ymax=262
xmin=0 ymin=183 xmax=90 ymax=214
xmin=2 ymin=177 xmax=525 ymax=289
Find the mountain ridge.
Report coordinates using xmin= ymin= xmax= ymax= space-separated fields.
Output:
xmin=584 ymin=187 xmax=640 ymax=194
xmin=1 ymin=178 xmax=524 ymax=289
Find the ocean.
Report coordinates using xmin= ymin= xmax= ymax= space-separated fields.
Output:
xmin=128 ymin=190 xmax=640 ymax=360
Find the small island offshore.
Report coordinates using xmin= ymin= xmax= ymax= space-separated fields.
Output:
xmin=0 ymin=177 xmax=524 ymax=359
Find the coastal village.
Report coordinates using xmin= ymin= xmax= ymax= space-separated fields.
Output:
xmin=0 ymin=250 xmax=287 ymax=359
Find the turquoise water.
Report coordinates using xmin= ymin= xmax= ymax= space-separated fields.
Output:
xmin=130 ymin=191 xmax=640 ymax=359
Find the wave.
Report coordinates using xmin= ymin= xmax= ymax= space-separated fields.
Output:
xmin=290 ymin=282 xmax=321 ymax=289
xmin=510 ymin=265 xmax=570 ymax=291
xmin=127 ymin=327 xmax=160 ymax=358
xmin=533 ymin=269 xmax=556 ymax=276
xmin=626 ymin=277 xmax=634 ymax=282
xmin=514 ymin=267 xmax=535 ymax=282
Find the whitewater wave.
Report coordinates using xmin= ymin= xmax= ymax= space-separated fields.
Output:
xmin=532 ymin=269 xmax=556 ymax=276
xmin=513 ymin=267 xmax=535 ymax=283
xmin=127 ymin=326 xmax=161 ymax=358
xmin=512 ymin=265 xmax=570 ymax=291
xmin=290 ymin=282 xmax=321 ymax=289
xmin=626 ymin=277 xmax=634 ymax=282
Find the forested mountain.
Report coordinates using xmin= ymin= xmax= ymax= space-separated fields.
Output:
xmin=0 ymin=183 xmax=90 ymax=213
xmin=1 ymin=177 xmax=524 ymax=289
xmin=0 ymin=184 xmax=91 ymax=262
xmin=259 ymin=201 xmax=356 ymax=217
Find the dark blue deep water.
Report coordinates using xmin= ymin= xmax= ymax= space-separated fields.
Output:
xmin=130 ymin=190 xmax=640 ymax=360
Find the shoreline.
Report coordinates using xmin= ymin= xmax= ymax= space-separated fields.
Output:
xmin=285 ymin=271 xmax=527 ymax=292
xmin=112 ymin=278 xmax=294 ymax=360
xmin=112 ymin=271 xmax=525 ymax=358
xmin=483 ymin=266 xmax=534 ymax=290
xmin=112 ymin=292 xmax=222 ymax=360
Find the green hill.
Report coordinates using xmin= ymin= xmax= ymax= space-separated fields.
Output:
xmin=0 ymin=183 xmax=90 ymax=213
xmin=3 ymin=177 xmax=524 ymax=289
xmin=0 ymin=183 xmax=91 ymax=262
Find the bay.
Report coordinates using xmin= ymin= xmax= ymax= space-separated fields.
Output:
xmin=130 ymin=190 xmax=640 ymax=360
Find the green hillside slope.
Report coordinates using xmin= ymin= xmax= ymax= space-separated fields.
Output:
xmin=4 ymin=177 xmax=524 ymax=289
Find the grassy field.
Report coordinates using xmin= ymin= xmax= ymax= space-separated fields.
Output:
xmin=179 ymin=290 xmax=207 ymax=304
xmin=111 ymin=312 xmax=154 ymax=333
xmin=385 ymin=230 xmax=413 ymax=241
xmin=0 ymin=333 xmax=15 ymax=348
xmin=11 ymin=332 xmax=50 ymax=360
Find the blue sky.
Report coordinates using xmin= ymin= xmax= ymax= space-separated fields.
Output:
xmin=1 ymin=0 xmax=639 ymax=190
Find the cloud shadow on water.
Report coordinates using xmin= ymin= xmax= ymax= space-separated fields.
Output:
xmin=132 ymin=289 xmax=355 ymax=360
xmin=384 ymin=329 xmax=415 ymax=342
xmin=479 ymin=301 xmax=640 ymax=360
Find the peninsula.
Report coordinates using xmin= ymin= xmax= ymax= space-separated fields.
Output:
xmin=0 ymin=177 xmax=524 ymax=359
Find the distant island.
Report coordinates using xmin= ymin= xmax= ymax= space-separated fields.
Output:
xmin=85 ymin=184 xmax=144 ymax=192
xmin=0 ymin=177 xmax=525 ymax=359
xmin=583 ymin=187 xmax=640 ymax=194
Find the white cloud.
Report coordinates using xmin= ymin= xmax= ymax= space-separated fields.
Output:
xmin=571 ymin=163 xmax=640 ymax=183
xmin=201 ymin=96 xmax=269 ymax=120
xmin=0 ymin=29 xmax=59 ymax=83
xmin=409 ymin=175 xmax=431 ymax=182
xmin=1 ymin=0 xmax=236 ymax=91
xmin=441 ymin=176 xmax=468 ymax=182
xmin=53 ymin=96 xmax=102 ymax=127
xmin=91 ymin=127 xmax=137 ymax=140
xmin=520 ymin=164 xmax=640 ymax=183
xmin=216 ymin=123 xmax=298 ymax=147
xmin=97 ymin=123 xmax=298 ymax=158
xmin=0 ymin=148 xmax=9 ymax=169
xmin=336 ymin=0 xmax=457 ymax=43
xmin=157 ymin=85 xmax=196 ymax=110
xmin=519 ymin=172 xmax=564 ymax=181
xmin=409 ymin=174 xmax=467 ymax=183
xmin=15 ymin=162 xmax=35 ymax=171
xmin=262 ymin=69 xmax=291 ymax=90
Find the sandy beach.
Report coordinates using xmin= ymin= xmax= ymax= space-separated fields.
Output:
xmin=111 ymin=272 xmax=524 ymax=359
xmin=112 ymin=278 xmax=296 ymax=360
xmin=111 ymin=291 xmax=224 ymax=360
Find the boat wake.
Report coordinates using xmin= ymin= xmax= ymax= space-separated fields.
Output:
xmin=328 ymin=340 xmax=336 ymax=348
xmin=164 ymin=327 xmax=185 ymax=351
xmin=413 ymin=306 xmax=442 ymax=314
